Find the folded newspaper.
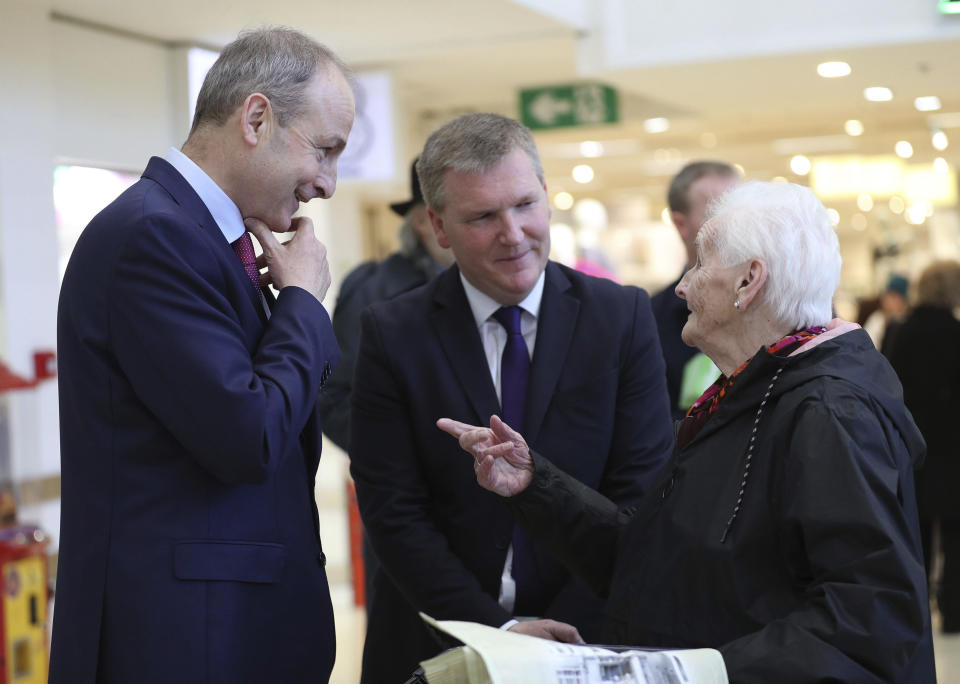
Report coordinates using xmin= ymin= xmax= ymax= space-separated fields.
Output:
xmin=418 ymin=614 xmax=728 ymax=684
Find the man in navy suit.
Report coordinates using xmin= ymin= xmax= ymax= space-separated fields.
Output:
xmin=52 ymin=28 xmax=354 ymax=684
xmin=349 ymin=113 xmax=674 ymax=682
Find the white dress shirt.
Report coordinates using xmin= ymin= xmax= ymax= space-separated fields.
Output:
xmin=164 ymin=148 xmax=269 ymax=317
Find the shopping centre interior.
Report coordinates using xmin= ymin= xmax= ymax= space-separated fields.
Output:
xmin=2 ymin=0 xmax=960 ymax=680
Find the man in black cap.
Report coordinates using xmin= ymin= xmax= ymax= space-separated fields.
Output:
xmin=317 ymin=158 xmax=452 ymax=609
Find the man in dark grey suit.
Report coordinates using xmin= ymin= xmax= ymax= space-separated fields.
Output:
xmin=349 ymin=113 xmax=674 ymax=682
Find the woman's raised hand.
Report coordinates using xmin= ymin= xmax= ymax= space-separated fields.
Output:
xmin=436 ymin=415 xmax=534 ymax=497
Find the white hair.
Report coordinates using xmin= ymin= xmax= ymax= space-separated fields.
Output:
xmin=698 ymin=181 xmax=841 ymax=329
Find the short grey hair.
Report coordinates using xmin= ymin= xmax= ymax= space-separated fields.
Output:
xmin=698 ymin=181 xmax=841 ymax=329
xmin=190 ymin=27 xmax=349 ymax=135
xmin=416 ymin=113 xmax=544 ymax=213
xmin=668 ymin=160 xmax=739 ymax=213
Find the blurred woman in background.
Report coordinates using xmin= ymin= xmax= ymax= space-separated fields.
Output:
xmin=890 ymin=259 xmax=960 ymax=634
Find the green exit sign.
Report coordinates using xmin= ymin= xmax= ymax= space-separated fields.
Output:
xmin=940 ymin=0 xmax=960 ymax=13
xmin=519 ymin=83 xmax=619 ymax=131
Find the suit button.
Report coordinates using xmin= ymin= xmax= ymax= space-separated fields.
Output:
xmin=317 ymin=551 xmax=327 ymax=567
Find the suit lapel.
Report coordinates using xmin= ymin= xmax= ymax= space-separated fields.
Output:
xmin=142 ymin=157 xmax=264 ymax=322
xmin=525 ymin=263 xmax=578 ymax=444
xmin=430 ymin=268 xmax=501 ymax=425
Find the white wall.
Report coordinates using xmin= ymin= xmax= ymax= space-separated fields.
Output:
xmin=0 ymin=5 xmax=185 ymax=548
xmin=52 ymin=19 xmax=181 ymax=170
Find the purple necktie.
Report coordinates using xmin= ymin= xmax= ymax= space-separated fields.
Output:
xmin=231 ymin=232 xmax=262 ymax=290
xmin=492 ymin=306 xmax=529 ymax=432
xmin=492 ymin=306 xmax=539 ymax=614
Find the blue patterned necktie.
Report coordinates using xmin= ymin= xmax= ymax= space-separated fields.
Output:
xmin=492 ymin=305 xmax=539 ymax=614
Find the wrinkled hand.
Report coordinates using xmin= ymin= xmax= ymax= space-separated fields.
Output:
xmin=436 ymin=415 xmax=533 ymax=496
xmin=245 ymin=216 xmax=331 ymax=303
xmin=508 ymin=619 xmax=584 ymax=644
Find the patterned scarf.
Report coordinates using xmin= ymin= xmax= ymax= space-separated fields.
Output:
xmin=676 ymin=326 xmax=827 ymax=448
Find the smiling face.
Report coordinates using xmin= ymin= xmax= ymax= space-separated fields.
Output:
xmin=237 ymin=66 xmax=355 ymax=231
xmin=675 ymin=237 xmax=742 ymax=354
xmin=430 ymin=147 xmax=551 ymax=305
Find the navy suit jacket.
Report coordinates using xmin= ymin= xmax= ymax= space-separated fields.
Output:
xmin=349 ymin=262 xmax=674 ymax=682
xmin=52 ymin=157 xmax=340 ymax=684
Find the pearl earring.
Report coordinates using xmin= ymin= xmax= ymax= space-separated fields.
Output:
xmin=734 ymin=299 xmax=741 ymax=310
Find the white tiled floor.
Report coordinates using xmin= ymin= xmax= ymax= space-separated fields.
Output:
xmin=329 ymin=594 xmax=365 ymax=684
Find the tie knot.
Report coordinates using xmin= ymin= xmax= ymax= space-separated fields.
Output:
xmin=231 ymin=233 xmax=262 ymax=289
xmin=493 ymin=306 xmax=523 ymax=335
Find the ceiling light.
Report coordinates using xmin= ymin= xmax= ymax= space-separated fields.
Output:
xmin=934 ymin=157 xmax=950 ymax=174
xmin=790 ymin=155 xmax=811 ymax=175
xmin=895 ymin=141 xmax=914 ymax=158
xmin=827 ymin=208 xmax=840 ymax=227
xmin=572 ymin=164 xmax=594 ymax=184
xmin=817 ymin=61 xmax=851 ymax=78
xmin=864 ymin=87 xmax=893 ymax=102
xmin=856 ymin=194 xmax=874 ymax=212
xmin=915 ymin=96 xmax=942 ymax=112
xmin=905 ymin=204 xmax=927 ymax=225
xmin=661 ymin=208 xmax=671 ymax=224
xmin=844 ymin=119 xmax=864 ymax=136
xmin=579 ymin=141 xmax=604 ymax=158
xmin=643 ymin=117 xmax=670 ymax=133
xmin=889 ymin=196 xmax=905 ymax=214
xmin=553 ymin=191 xmax=574 ymax=211
xmin=932 ymin=130 xmax=949 ymax=151
xmin=772 ymin=176 xmax=788 ymax=184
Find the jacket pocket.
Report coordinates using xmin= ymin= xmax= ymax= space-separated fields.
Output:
xmin=173 ymin=540 xmax=286 ymax=584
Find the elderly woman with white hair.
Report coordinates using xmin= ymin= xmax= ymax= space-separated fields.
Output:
xmin=439 ymin=181 xmax=935 ymax=682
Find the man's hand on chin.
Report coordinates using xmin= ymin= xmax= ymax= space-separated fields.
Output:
xmin=245 ymin=216 xmax=331 ymax=303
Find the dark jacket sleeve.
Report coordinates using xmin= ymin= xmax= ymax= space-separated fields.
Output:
xmin=510 ymin=452 xmax=628 ymax=599
xmin=539 ymin=282 xmax=673 ymax=622
xmin=317 ymin=261 xmax=378 ymax=451
xmin=720 ymin=388 xmax=931 ymax=683
xmin=109 ymin=213 xmax=338 ymax=485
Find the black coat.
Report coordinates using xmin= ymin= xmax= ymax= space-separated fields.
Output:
xmin=889 ymin=305 xmax=960 ymax=519
xmin=512 ymin=329 xmax=935 ymax=683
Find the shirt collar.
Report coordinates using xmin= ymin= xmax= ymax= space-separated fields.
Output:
xmin=460 ymin=269 xmax=546 ymax=329
xmin=164 ymin=147 xmax=246 ymax=244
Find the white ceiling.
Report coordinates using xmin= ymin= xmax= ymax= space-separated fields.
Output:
xmin=50 ymin=0 xmax=960 ymax=214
